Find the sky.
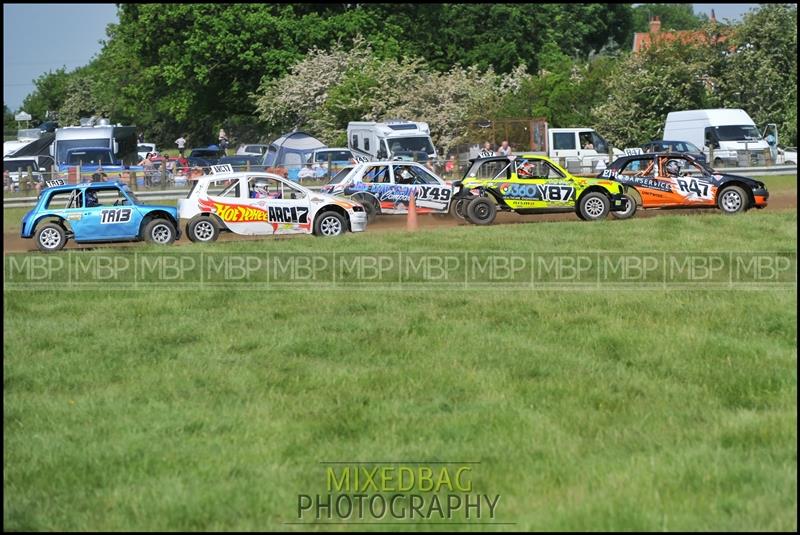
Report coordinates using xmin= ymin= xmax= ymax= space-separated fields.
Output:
xmin=3 ymin=3 xmax=762 ymax=113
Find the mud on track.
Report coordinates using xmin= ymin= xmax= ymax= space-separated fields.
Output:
xmin=4 ymin=190 xmax=797 ymax=253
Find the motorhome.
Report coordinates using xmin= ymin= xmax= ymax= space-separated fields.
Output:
xmin=663 ymin=109 xmax=773 ymax=167
xmin=51 ymin=118 xmax=139 ymax=172
xmin=347 ymin=120 xmax=437 ymax=162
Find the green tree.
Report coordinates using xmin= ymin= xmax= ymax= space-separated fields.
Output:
xmin=21 ymin=68 xmax=72 ymax=123
xmin=592 ymin=41 xmax=710 ymax=147
xmin=631 ymin=4 xmax=708 ymax=33
xmin=716 ymin=4 xmax=798 ymax=145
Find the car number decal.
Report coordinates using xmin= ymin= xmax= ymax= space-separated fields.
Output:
xmin=100 ymin=208 xmax=132 ymax=224
xmin=676 ymin=178 xmax=712 ymax=199
xmin=417 ymin=185 xmax=451 ymax=202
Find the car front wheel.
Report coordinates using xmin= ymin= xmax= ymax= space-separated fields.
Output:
xmin=35 ymin=223 xmax=67 ymax=252
xmin=144 ymin=218 xmax=177 ymax=245
xmin=314 ymin=211 xmax=347 ymax=237
xmin=717 ymin=185 xmax=749 ymax=214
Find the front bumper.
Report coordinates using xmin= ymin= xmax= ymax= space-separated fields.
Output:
xmin=350 ymin=212 xmax=368 ymax=232
xmin=752 ymin=187 xmax=769 ymax=207
xmin=610 ymin=193 xmax=629 ymax=212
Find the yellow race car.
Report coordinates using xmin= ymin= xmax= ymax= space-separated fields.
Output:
xmin=451 ymin=154 xmax=630 ymax=224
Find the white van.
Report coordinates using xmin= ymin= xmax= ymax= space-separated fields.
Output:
xmin=663 ymin=109 xmax=772 ymax=167
xmin=347 ymin=120 xmax=437 ymax=162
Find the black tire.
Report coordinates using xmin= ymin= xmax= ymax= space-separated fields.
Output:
xmin=610 ymin=194 xmax=638 ymax=220
xmin=35 ymin=223 xmax=67 ymax=252
xmin=351 ymin=195 xmax=379 ymax=223
xmin=577 ymin=192 xmax=610 ymax=221
xmin=143 ymin=218 xmax=176 ymax=245
xmin=314 ymin=210 xmax=347 ymax=237
xmin=187 ymin=216 xmax=219 ymax=243
xmin=717 ymin=185 xmax=749 ymax=214
xmin=465 ymin=196 xmax=497 ymax=225
xmin=449 ymin=195 xmax=471 ymax=220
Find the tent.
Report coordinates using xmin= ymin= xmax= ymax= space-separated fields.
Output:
xmin=262 ymin=131 xmax=326 ymax=180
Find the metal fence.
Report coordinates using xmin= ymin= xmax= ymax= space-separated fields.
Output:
xmin=3 ymin=152 xmax=795 ymax=207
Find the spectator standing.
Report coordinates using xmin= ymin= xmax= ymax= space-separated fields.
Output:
xmin=425 ymin=156 xmax=438 ymax=175
xmin=479 ymin=141 xmax=495 ymax=158
xmin=218 ymin=128 xmax=229 ymax=154
xmin=137 ymin=131 xmax=145 ymax=143
xmin=175 ymin=135 xmax=187 ymax=157
xmin=445 ymin=155 xmax=457 ymax=177
xmin=498 ymin=140 xmax=512 ymax=156
xmin=138 ymin=153 xmax=155 ymax=188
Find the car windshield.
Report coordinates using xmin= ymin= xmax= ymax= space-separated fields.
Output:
xmin=122 ymin=186 xmax=139 ymax=203
xmin=191 ymin=149 xmax=219 ymax=157
xmin=684 ymin=141 xmax=702 ymax=152
xmin=715 ymin=125 xmax=762 ymax=142
xmin=387 ymin=136 xmax=435 ymax=156
xmin=590 ymin=132 xmax=609 ymax=153
xmin=57 ymin=139 xmax=110 ymax=163
xmin=67 ymin=150 xmax=113 ymax=165
xmin=4 ymin=160 xmax=38 ymax=173
xmin=315 ymin=150 xmax=352 ymax=162
xmin=327 ymin=167 xmax=353 ymax=185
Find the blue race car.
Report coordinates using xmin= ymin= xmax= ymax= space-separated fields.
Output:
xmin=21 ymin=180 xmax=180 ymax=252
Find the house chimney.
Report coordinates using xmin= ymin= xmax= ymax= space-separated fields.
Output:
xmin=649 ymin=16 xmax=661 ymax=34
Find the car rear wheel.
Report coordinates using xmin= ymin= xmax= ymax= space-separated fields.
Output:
xmin=578 ymin=192 xmax=610 ymax=221
xmin=717 ymin=185 xmax=749 ymax=214
xmin=610 ymin=194 xmax=637 ymax=220
xmin=187 ymin=216 xmax=219 ymax=242
xmin=144 ymin=218 xmax=177 ymax=245
xmin=314 ymin=211 xmax=347 ymax=237
xmin=465 ymin=196 xmax=497 ymax=225
xmin=35 ymin=223 xmax=67 ymax=252
xmin=351 ymin=194 xmax=379 ymax=223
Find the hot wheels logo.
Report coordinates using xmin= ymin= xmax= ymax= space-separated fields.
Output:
xmin=198 ymin=198 xmax=268 ymax=222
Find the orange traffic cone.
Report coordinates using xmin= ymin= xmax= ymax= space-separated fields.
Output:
xmin=407 ymin=190 xmax=418 ymax=231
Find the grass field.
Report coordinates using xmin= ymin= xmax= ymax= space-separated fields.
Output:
xmin=3 ymin=179 xmax=797 ymax=530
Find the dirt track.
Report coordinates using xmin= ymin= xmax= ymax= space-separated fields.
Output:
xmin=4 ymin=191 xmax=796 ymax=253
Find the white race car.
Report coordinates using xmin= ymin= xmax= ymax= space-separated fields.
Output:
xmin=320 ymin=160 xmax=454 ymax=222
xmin=178 ymin=166 xmax=367 ymax=241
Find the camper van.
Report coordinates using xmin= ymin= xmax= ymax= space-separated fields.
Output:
xmin=663 ymin=109 xmax=773 ymax=167
xmin=347 ymin=120 xmax=437 ymax=162
xmin=51 ymin=119 xmax=139 ymax=172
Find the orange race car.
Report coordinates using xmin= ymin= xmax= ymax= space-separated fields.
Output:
xmin=599 ymin=152 xmax=769 ymax=217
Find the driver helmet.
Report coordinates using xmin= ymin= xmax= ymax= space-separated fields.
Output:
xmin=665 ymin=160 xmax=681 ymax=176
xmin=85 ymin=190 xmax=99 ymax=207
xmin=517 ymin=162 xmax=535 ymax=178
xmin=397 ymin=168 xmax=413 ymax=182
xmin=253 ymin=180 xmax=269 ymax=198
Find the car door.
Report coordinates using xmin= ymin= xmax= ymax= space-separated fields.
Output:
xmin=238 ymin=176 xmax=311 ymax=235
xmin=74 ymin=186 xmax=140 ymax=240
xmin=392 ymin=164 xmax=452 ymax=213
xmin=659 ymin=156 xmax=716 ymax=206
xmin=355 ymin=164 xmax=394 ymax=213
xmin=510 ymin=158 xmax=572 ymax=210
